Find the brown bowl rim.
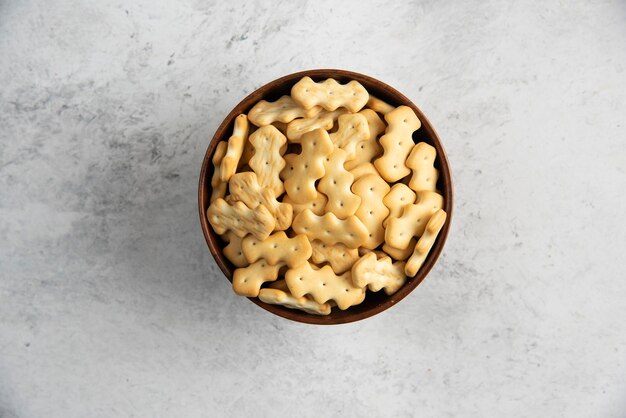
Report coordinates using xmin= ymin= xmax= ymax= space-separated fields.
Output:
xmin=198 ymin=69 xmax=453 ymax=325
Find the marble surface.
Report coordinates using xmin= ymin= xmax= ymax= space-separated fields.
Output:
xmin=1 ymin=0 xmax=625 ymax=416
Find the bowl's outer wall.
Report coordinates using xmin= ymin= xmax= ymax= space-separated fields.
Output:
xmin=199 ymin=69 xmax=453 ymax=325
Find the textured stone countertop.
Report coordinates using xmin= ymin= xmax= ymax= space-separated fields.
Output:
xmin=1 ymin=1 xmax=625 ymax=417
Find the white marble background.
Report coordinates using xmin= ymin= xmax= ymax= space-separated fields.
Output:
xmin=1 ymin=0 xmax=625 ymax=416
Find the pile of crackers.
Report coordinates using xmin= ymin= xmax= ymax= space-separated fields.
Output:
xmin=208 ymin=76 xmax=447 ymax=315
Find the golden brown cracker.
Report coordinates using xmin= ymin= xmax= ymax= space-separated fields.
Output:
xmin=318 ymin=148 xmax=361 ymax=219
xmin=249 ymin=125 xmax=287 ymax=196
xmin=220 ymin=114 xmax=250 ymax=182
xmin=405 ymin=209 xmax=446 ymax=277
xmin=207 ymin=198 xmax=275 ymax=240
xmin=374 ymin=106 xmax=421 ymax=182
xmin=291 ymin=76 xmax=369 ymax=113
xmin=351 ymin=252 xmax=406 ymax=295
xmin=248 ymin=95 xmax=321 ymax=126
xmin=352 ymin=173 xmax=390 ymax=249
xmin=281 ymin=128 xmax=334 ymax=203
xmin=384 ymin=191 xmax=443 ymax=249
xmin=232 ymin=260 xmax=282 ymax=297
xmin=242 ymin=231 xmax=312 ymax=268
xmin=228 ymin=172 xmax=292 ymax=230
xmin=310 ymin=240 xmax=360 ymax=274
xmin=406 ymin=142 xmax=439 ymax=193
xmin=292 ymin=209 xmax=368 ymax=249
xmin=285 ymin=262 xmax=365 ymax=310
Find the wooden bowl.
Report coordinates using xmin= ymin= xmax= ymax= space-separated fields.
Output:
xmin=198 ymin=69 xmax=453 ymax=325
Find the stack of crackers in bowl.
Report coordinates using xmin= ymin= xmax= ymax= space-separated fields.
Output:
xmin=199 ymin=70 xmax=453 ymax=324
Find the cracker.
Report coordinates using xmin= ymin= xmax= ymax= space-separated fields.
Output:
xmin=284 ymin=262 xmax=366 ymax=310
xmin=207 ymin=198 xmax=275 ymax=240
xmin=292 ymin=209 xmax=368 ymax=249
xmin=329 ymin=113 xmax=369 ymax=160
xmin=351 ymin=252 xmax=406 ymax=295
xmin=352 ymin=173 xmax=391 ymax=249
xmin=384 ymin=191 xmax=444 ymax=249
xmin=349 ymin=162 xmax=380 ymax=181
xmin=318 ymin=148 xmax=361 ymax=219
xmin=344 ymin=109 xmax=385 ymax=170
xmin=210 ymin=141 xmax=229 ymax=203
xmin=282 ymin=192 xmax=328 ymax=216
xmin=291 ymin=76 xmax=369 ymax=113
xmin=258 ymin=288 xmax=331 ymax=315
xmin=228 ymin=172 xmax=293 ymax=230
xmin=232 ymin=260 xmax=282 ymax=297
xmin=281 ymin=128 xmax=334 ymax=203
xmin=382 ymin=240 xmax=415 ymax=261
xmin=405 ymin=209 xmax=447 ymax=277
xmin=270 ymin=280 xmax=338 ymax=309
xmin=249 ymin=125 xmax=287 ymax=196
xmin=220 ymin=114 xmax=250 ymax=182
xmin=406 ymin=142 xmax=439 ymax=192
xmin=286 ymin=108 xmax=347 ymax=142
xmin=374 ymin=106 xmax=421 ymax=182
xmin=366 ymin=95 xmax=395 ymax=114
xmin=223 ymin=231 xmax=248 ymax=268
xmin=248 ymin=95 xmax=322 ymax=127
xmin=242 ymin=231 xmax=312 ymax=268
xmin=310 ymin=240 xmax=360 ymax=274
xmin=383 ymin=183 xmax=416 ymax=227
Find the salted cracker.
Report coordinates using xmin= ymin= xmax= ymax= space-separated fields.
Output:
xmin=210 ymin=141 xmax=229 ymax=203
xmin=232 ymin=260 xmax=283 ymax=297
xmin=318 ymin=148 xmax=361 ymax=219
xmin=292 ymin=209 xmax=368 ymax=249
xmin=249 ymin=125 xmax=287 ymax=196
xmin=222 ymin=231 xmax=248 ymax=268
xmin=366 ymin=95 xmax=395 ymax=114
xmin=258 ymin=288 xmax=331 ymax=315
xmin=281 ymin=129 xmax=334 ymax=203
xmin=286 ymin=108 xmax=347 ymax=142
xmin=384 ymin=191 xmax=444 ymax=250
xmin=344 ymin=109 xmax=385 ymax=170
xmin=328 ymin=113 xmax=369 ymax=160
xmin=207 ymin=198 xmax=275 ymax=240
xmin=310 ymin=240 xmax=360 ymax=274
xmin=382 ymin=240 xmax=415 ymax=261
xmin=374 ymin=106 xmax=421 ymax=182
xmin=220 ymin=114 xmax=250 ymax=182
xmin=406 ymin=142 xmax=439 ymax=192
xmin=291 ymin=76 xmax=369 ymax=113
xmin=351 ymin=252 xmax=406 ymax=295
xmin=282 ymin=192 xmax=328 ymax=216
xmin=242 ymin=231 xmax=312 ymax=268
xmin=248 ymin=95 xmax=322 ymax=127
xmin=382 ymin=183 xmax=416 ymax=227
xmin=270 ymin=279 xmax=339 ymax=308
xmin=352 ymin=173 xmax=390 ymax=249
xmin=285 ymin=262 xmax=365 ymax=310
xmin=405 ymin=209 xmax=447 ymax=277
xmin=228 ymin=172 xmax=293 ymax=230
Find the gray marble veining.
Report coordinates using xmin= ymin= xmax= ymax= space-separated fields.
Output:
xmin=1 ymin=0 xmax=625 ymax=416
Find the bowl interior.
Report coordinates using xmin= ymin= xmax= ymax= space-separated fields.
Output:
xmin=199 ymin=69 xmax=453 ymax=325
